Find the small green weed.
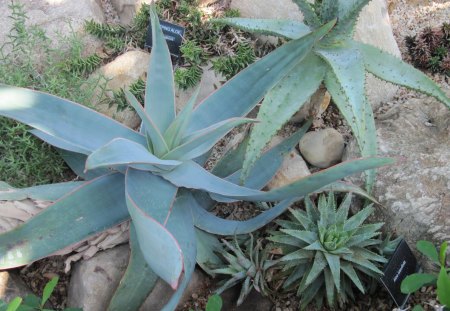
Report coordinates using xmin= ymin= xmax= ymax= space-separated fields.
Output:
xmin=0 ymin=277 xmax=81 ymax=311
xmin=212 ymin=43 xmax=255 ymax=79
xmin=189 ymin=294 xmax=222 ymax=311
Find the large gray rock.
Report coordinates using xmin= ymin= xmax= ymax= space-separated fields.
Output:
xmin=0 ymin=271 xmax=33 ymax=303
xmin=67 ymin=245 xmax=130 ymax=311
xmin=372 ymin=96 xmax=450 ymax=245
xmin=68 ymin=244 xmax=210 ymax=310
xmin=91 ymin=50 xmax=150 ymax=129
xmin=229 ymin=0 xmax=401 ymax=108
xmin=0 ymin=0 xmax=104 ymax=57
xmin=299 ymin=128 xmax=345 ymax=168
xmin=110 ymin=0 xmax=151 ymax=25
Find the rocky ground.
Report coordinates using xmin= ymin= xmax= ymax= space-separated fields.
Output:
xmin=0 ymin=0 xmax=448 ymax=310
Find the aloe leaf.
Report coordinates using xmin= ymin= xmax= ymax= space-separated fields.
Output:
xmin=29 ymin=129 xmax=91 ymax=155
xmin=0 ymin=85 xmax=146 ymax=153
xmin=160 ymin=192 xmax=197 ymax=311
xmin=164 ymin=118 xmax=256 ymax=161
xmin=281 ymin=249 xmax=314 ymax=262
xmin=211 ymin=136 xmax=249 ymax=178
xmin=341 ymin=261 xmax=365 ymax=293
xmin=292 ymin=0 xmax=321 ymax=27
xmin=85 ymin=138 xmax=181 ymax=172
xmin=304 ymin=251 xmax=328 ymax=287
xmin=108 ymin=224 xmax=158 ymax=311
xmin=323 ymin=252 xmax=341 ymax=293
xmin=343 ymin=205 xmax=374 ymax=231
xmin=344 ymin=254 xmax=382 ymax=275
xmin=191 ymin=198 xmax=295 ymax=235
xmin=358 ymin=42 xmax=450 ymax=108
xmin=320 ymin=0 xmax=338 ymax=23
xmin=416 ymin=240 xmax=440 ymax=265
xmin=164 ymin=87 xmax=199 ymax=149
xmin=242 ymin=54 xmax=325 ymax=181
xmin=0 ymin=173 xmax=128 ymax=269
xmin=282 ymin=229 xmax=317 ymax=244
xmin=333 ymin=0 xmax=371 ymax=38
xmin=125 ymin=90 xmax=169 ymax=155
xmin=125 ymin=168 xmax=182 ymax=288
xmin=323 ymin=268 xmax=335 ymax=306
xmin=166 ymin=157 xmax=393 ymax=202
xmin=145 ymin=7 xmax=175 ymax=132
xmin=58 ymin=149 xmax=109 ymax=180
xmin=401 ymin=273 xmax=437 ymax=294
xmin=195 ymin=228 xmax=223 ymax=275
xmin=187 ymin=19 xmax=336 ymax=134
xmin=0 ymin=181 xmax=83 ymax=201
xmin=213 ymin=18 xmax=310 ymax=39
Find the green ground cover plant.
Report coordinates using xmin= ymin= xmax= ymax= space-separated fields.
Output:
xmin=0 ymin=6 xmax=392 ymax=310
xmin=0 ymin=1 xmax=109 ymax=187
xmin=215 ymin=0 xmax=450 ymax=192
xmin=401 ymin=241 xmax=450 ymax=310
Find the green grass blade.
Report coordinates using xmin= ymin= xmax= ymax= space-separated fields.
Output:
xmin=41 ymin=277 xmax=58 ymax=307
xmin=108 ymin=224 xmax=159 ymax=311
xmin=358 ymin=42 xmax=450 ymax=109
xmin=0 ymin=85 xmax=146 ymax=153
xmin=188 ymin=19 xmax=336 ymax=134
xmin=164 ymin=118 xmax=256 ymax=161
xmin=0 ymin=173 xmax=128 ymax=269
xmin=213 ymin=18 xmax=310 ymax=39
xmin=146 ymin=7 xmax=176 ymax=132
xmin=85 ymin=138 xmax=180 ymax=172
xmin=242 ymin=53 xmax=325 ymax=181
xmin=437 ymin=267 xmax=450 ymax=307
xmin=125 ymin=168 xmax=181 ymax=288
xmin=125 ymin=90 xmax=169 ymax=156
xmin=6 ymin=298 xmax=22 ymax=311
xmin=0 ymin=181 xmax=83 ymax=201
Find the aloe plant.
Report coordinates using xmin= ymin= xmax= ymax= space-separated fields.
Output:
xmin=0 ymin=6 xmax=393 ymax=311
xmin=214 ymin=0 xmax=450 ymax=192
xmin=269 ymin=192 xmax=389 ymax=309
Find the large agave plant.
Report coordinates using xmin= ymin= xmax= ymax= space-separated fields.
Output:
xmin=215 ymin=0 xmax=450 ymax=192
xmin=0 ymin=7 xmax=392 ymax=311
xmin=269 ymin=192 xmax=389 ymax=309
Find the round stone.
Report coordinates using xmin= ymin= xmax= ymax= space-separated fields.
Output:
xmin=299 ymin=128 xmax=345 ymax=168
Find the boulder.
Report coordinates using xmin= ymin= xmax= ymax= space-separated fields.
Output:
xmin=266 ymin=136 xmax=311 ymax=190
xmin=0 ymin=0 xmax=104 ymax=57
xmin=372 ymin=96 xmax=450 ymax=245
xmin=299 ymin=128 xmax=345 ymax=168
xmin=229 ymin=0 xmax=401 ymax=108
xmin=67 ymin=244 xmax=211 ymax=310
xmin=175 ymin=62 xmax=225 ymax=112
xmin=0 ymin=271 xmax=34 ymax=303
xmin=91 ymin=50 xmax=151 ymax=129
xmin=110 ymin=0 xmax=151 ymax=25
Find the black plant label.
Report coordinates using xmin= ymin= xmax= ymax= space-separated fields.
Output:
xmin=380 ymin=239 xmax=419 ymax=307
xmin=145 ymin=20 xmax=185 ymax=58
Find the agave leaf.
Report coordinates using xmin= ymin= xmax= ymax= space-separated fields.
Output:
xmin=164 ymin=87 xmax=199 ymax=149
xmin=323 ymin=267 xmax=335 ymax=306
xmin=164 ymin=118 xmax=256 ymax=161
xmin=211 ymin=136 xmax=249 ymax=178
xmin=213 ymin=18 xmax=310 ymax=39
xmin=357 ymin=42 xmax=450 ymax=108
xmin=317 ymin=182 xmax=377 ymax=202
xmin=145 ymin=7 xmax=175 ymax=132
xmin=293 ymin=0 xmax=321 ymax=27
xmin=85 ymin=138 xmax=181 ymax=172
xmin=341 ymin=261 xmax=365 ymax=294
xmin=0 ymin=173 xmax=128 ymax=269
xmin=0 ymin=181 xmax=83 ymax=201
xmin=332 ymin=0 xmax=371 ymax=38
xmin=187 ymin=19 xmax=336 ymax=134
xmin=191 ymin=198 xmax=296 ymax=235
xmin=29 ymin=129 xmax=91 ymax=155
xmin=161 ymin=192 xmax=197 ymax=311
xmin=125 ymin=90 xmax=169 ymax=155
xmin=108 ymin=224 xmax=159 ymax=311
xmin=163 ymin=157 xmax=394 ymax=202
xmin=124 ymin=168 xmax=182 ymax=288
xmin=0 ymin=85 xmax=146 ymax=153
xmin=58 ymin=149 xmax=109 ymax=180
xmin=195 ymin=229 xmax=223 ymax=276
xmin=323 ymin=252 xmax=341 ymax=293
xmin=241 ymin=53 xmax=326 ymax=181
xmin=343 ymin=204 xmax=374 ymax=231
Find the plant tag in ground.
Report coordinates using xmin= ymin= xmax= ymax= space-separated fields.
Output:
xmin=145 ymin=20 xmax=185 ymax=58
xmin=380 ymin=239 xmax=419 ymax=308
